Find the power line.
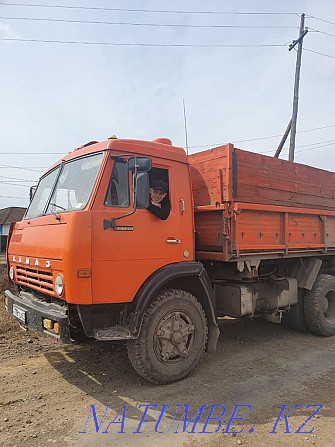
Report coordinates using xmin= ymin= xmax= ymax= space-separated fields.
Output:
xmin=2 ymin=143 xmax=334 ymax=191
xmin=0 ymin=125 xmax=334 ymax=156
xmin=304 ymin=48 xmax=335 ymax=59
xmin=0 ymin=3 xmax=300 ymax=15
xmin=0 ymin=152 xmax=63 ymax=155
xmin=0 ymin=181 xmax=31 ymax=187
xmin=282 ymin=124 xmax=335 ymax=134
xmin=260 ymin=139 xmax=335 ymax=154
xmin=289 ymin=138 xmax=335 ymax=148
xmin=296 ymin=141 xmax=335 ymax=153
xmin=0 ymin=174 xmax=37 ymax=181
xmin=308 ymin=28 xmax=335 ymax=38
xmin=0 ymin=16 xmax=298 ymax=29
xmin=3 ymin=142 xmax=334 ymax=191
xmin=0 ymin=195 xmax=27 ymax=199
xmin=269 ymin=141 xmax=335 ymax=156
xmin=0 ymin=164 xmax=45 ymax=172
xmin=0 ymin=38 xmax=286 ymax=47
xmin=307 ymin=15 xmax=335 ymax=27
xmin=188 ymin=124 xmax=335 ymax=149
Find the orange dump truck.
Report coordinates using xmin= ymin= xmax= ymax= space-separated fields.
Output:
xmin=5 ymin=137 xmax=335 ymax=384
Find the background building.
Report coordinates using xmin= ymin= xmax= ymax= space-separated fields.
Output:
xmin=0 ymin=207 xmax=26 ymax=252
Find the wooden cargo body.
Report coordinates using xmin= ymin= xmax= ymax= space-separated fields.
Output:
xmin=189 ymin=144 xmax=335 ymax=261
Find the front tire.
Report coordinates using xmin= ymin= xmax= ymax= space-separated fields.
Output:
xmin=127 ymin=289 xmax=208 ymax=384
xmin=304 ymin=274 xmax=335 ymax=336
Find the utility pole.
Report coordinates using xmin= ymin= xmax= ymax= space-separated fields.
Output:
xmin=288 ymin=13 xmax=308 ymax=162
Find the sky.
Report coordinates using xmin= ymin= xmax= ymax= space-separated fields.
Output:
xmin=0 ymin=0 xmax=335 ymax=209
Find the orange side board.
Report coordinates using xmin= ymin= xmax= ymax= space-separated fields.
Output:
xmin=189 ymin=145 xmax=335 ymax=261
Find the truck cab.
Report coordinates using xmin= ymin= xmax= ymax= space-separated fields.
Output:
xmin=5 ymin=137 xmax=218 ymax=384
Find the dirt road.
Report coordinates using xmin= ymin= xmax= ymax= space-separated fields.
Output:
xmin=0 ymin=297 xmax=334 ymax=447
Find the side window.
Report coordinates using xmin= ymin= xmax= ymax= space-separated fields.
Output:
xmin=104 ymin=160 xmax=130 ymax=207
xmin=136 ymin=167 xmax=169 ymax=210
xmin=149 ymin=167 xmax=169 ymax=193
xmin=146 ymin=166 xmax=170 ymax=210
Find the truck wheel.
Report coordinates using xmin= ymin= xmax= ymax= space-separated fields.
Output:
xmin=283 ymin=289 xmax=307 ymax=332
xmin=304 ymin=274 xmax=335 ymax=336
xmin=126 ymin=289 xmax=208 ymax=384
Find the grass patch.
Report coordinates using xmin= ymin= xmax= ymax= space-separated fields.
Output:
xmin=0 ymin=265 xmax=16 ymax=297
xmin=0 ymin=266 xmax=18 ymax=334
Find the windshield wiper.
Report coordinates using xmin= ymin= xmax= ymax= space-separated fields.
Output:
xmin=50 ymin=202 xmax=66 ymax=211
xmin=48 ymin=202 xmax=65 ymax=221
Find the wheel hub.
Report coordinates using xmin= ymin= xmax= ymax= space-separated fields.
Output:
xmin=155 ymin=311 xmax=195 ymax=363
xmin=172 ymin=331 xmax=183 ymax=345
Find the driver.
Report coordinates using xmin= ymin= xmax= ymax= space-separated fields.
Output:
xmin=147 ymin=180 xmax=170 ymax=220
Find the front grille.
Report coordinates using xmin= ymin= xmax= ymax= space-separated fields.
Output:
xmin=16 ymin=266 xmax=54 ymax=294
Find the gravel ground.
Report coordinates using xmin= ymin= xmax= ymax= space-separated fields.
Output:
xmin=0 ymin=267 xmax=334 ymax=447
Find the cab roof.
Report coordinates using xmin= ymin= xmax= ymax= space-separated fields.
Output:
xmin=44 ymin=138 xmax=187 ymax=177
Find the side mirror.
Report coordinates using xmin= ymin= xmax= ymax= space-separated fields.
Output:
xmin=30 ymin=185 xmax=37 ymax=202
xmin=136 ymin=172 xmax=150 ymax=209
xmin=128 ymin=157 xmax=152 ymax=172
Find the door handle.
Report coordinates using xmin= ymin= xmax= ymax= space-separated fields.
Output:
xmin=180 ymin=198 xmax=185 ymax=215
xmin=166 ymin=239 xmax=181 ymax=244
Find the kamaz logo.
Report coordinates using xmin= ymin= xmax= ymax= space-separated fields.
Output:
xmin=12 ymin=256 xmax=51 ymax=268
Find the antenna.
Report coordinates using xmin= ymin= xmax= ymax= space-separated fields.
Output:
xmin=182 ymin=98 xmax=189 ymax=156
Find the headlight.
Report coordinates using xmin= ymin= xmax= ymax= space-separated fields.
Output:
xmin=9 ymin=266 xmax=15 ymax=281
xmin=55 ymin=275 xmax=64 ymax=296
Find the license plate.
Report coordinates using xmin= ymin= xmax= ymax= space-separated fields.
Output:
xmin=13 ymin=305 xmax=26 ymax=323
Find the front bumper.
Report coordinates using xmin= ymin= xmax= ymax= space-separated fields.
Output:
xmin=4 ymin=289 xmax=70 ymax=343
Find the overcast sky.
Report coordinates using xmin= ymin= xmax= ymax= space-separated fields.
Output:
xmin=1 ymin=0 xmax=334 ymax=210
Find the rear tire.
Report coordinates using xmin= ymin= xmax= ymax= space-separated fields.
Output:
xmin=304 ymin=274 xmax=335 ymax=336
xmin=127 ymin=289 xmax=208 ymax=384
xmin=283 ymin=289 xmax=308 ymax=332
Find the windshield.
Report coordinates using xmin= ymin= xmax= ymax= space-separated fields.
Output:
xmin=26 ymin=152 xmax=104 ymax=219
xmin=25 ymin=167 xmax=61 ymax=219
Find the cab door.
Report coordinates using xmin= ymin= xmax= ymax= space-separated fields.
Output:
xmin=91 ymin=153 xmax=194 ymax=304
